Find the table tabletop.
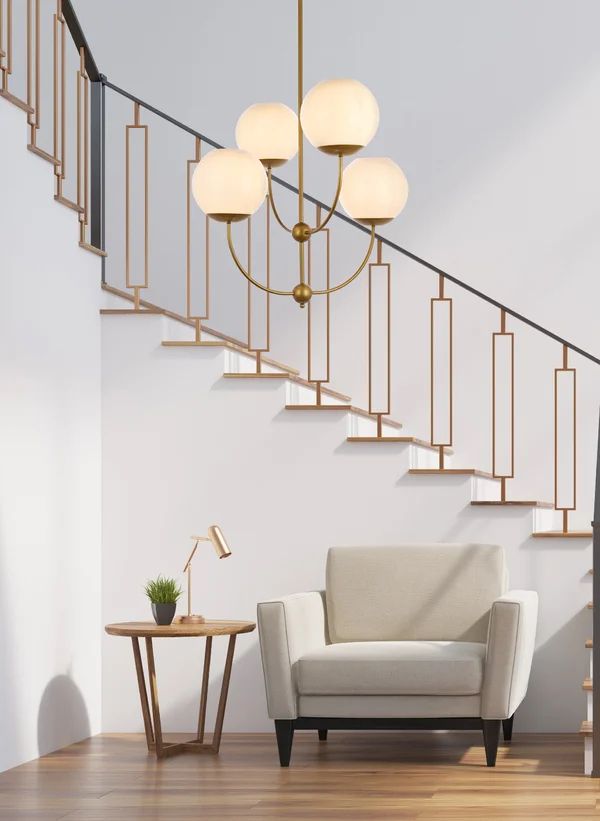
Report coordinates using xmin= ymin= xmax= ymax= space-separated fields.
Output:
xmin=105 ymin=620 xmax=256 ymax=638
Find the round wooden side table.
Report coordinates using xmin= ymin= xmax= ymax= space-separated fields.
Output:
xmin=105 ymin=620 xmax=256 ymax=759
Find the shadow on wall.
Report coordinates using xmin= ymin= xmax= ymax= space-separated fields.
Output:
xmin=37 ymin=675 xmax=91 ymax=757
xmin=519 ymin=608 xmax=588 ymax=733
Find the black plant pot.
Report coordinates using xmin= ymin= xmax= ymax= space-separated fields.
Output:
xmin=151 ymin=602 xmax=176 ymax=626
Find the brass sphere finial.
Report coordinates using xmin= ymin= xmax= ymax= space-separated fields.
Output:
xmin=293 ymin=282 xmax=312 ymax=307
xmin=292 ymin=221 xmax=311 ymax=243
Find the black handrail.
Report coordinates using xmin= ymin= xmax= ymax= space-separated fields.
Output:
xmin=101 ymin=77 xmax=600 ymax=367
xmin=62 ymin=0 xmax=100 ymax=82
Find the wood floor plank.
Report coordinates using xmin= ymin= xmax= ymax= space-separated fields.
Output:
xmin=0 ymin=732 xmax=597 ymax=820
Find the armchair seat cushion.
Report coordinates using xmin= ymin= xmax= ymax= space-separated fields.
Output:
xmin=296 ymin=640 xmax=486 ymax=696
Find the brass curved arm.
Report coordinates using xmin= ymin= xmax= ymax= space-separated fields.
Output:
xmin=267 ymin=169 xmax=292 ymax=233
xmin=309 ymin=154 xmax=344 ymax=235
xmin=226 ymin=222 xmax=294 ymax=297
xmin=312 ymin=225 xmax=376 ymax=295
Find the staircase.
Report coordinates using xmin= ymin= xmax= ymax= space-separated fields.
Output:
xmin=2 ymin=0 xmax=600 ymax=771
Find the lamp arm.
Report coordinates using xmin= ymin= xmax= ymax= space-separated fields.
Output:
xmin=309 ymin=154 xmax=343 ymax=235
xmin=267 ymin=169 xmax=292 ymax=233
xmin=312 ymin=224 xmax=375 ymax=295
xmin=226 ymin=223 xmax=294 ymax=297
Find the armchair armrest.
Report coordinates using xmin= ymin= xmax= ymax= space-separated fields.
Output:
xmin=257 ymin=591 xmax=327 ymax=719
xmin=481 ymin=590 xmax=538 ymax=719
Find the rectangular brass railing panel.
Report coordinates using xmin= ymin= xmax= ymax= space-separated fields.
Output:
xmin=125 ymin=102 xmax=149 ymax=310
xmin=368 ymin=239 xmax=391 ymax=433
xmin=554 ymin=344 xmax=577 ymax=532
xmin=246 ymin=204 xmax=271 ymax=369
xmin=430 ymin=275 xmax=453 ymax=468
xmin=307 ymin=203 xmax=330 ymax=401
xmin=186 ymin=137 xmax=210 ymax=343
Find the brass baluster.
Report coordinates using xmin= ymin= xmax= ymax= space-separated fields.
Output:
xmin=430 ymin=275 xmax=453 ymax=468
xmin=186 ymin=137 xmax=210 ymax=343
xmin=76 ymin=46 xmax=89 ymax=243
xmin=368 ymin=239 xmax=391 ymax=438
xmin=0 ymin=0 xmax=34 ymax=115
xmin=54 ymin=0 xmax=67 ymax=198
xmin=554 ymin=344 xmax=577 ymax=533
xmin=27 ymin=0 xmax=40 ymax=144
xmin=247 ymin=202 xmax=271 ymax=372
xmin=492 ymin=309 xmax=515 ymax=501
xmin=307 ymin=203 xmax=330 ymax=405
xmin=125 ymin=101 xmax=149 ymax=310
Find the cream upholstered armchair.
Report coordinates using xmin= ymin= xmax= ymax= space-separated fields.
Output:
xmin=257 ymin=544 xmax=537 ymax=767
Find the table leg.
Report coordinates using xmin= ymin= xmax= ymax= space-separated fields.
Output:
xmin=211 ymin=634 xmax=236 ymax=753
xmin=196 ymin=636 xmax=212 ymax=742
xmin=145 ymin=637 xmax=166 ymax=758
xmin=131 ymin=637 xmax=154 ymax=751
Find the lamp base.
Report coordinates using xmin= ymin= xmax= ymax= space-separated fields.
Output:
xmin=178 ymin=614 xmax=206 ymax=624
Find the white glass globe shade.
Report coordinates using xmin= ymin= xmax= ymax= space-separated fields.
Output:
xmin=300 ymin=78 xmax=379 ymax=154
xmin=340 ymin=158 xmax=408 ymax=225
xmin=192 ymin=148 xmax=267 ymax=221
xmin=235 ymin=103 xmax=298 ymax=166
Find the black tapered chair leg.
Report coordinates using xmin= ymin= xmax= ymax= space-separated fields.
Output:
xmin=502 ymin=714 xmax=514 ymax=742
xmin=482 ymin=719 xmax=501 ymax=766
xmin=318 ymin=729 xmax=328 ymax=741
xmin=274 ymin=720 xmax=294 ymax=767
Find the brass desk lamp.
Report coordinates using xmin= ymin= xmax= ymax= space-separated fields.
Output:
xmin=180 ymin=526 xmax=231 ymax=624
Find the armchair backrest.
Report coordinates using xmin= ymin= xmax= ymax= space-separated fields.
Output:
xmin=326 ymin=543 xmax=506 ymax=643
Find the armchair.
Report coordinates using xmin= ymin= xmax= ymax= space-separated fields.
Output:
xmin=258 ymin=544 xmax=537 ymax=767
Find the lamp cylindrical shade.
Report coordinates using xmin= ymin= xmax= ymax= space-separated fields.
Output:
xmin=192 ymin=148 xmax=267 ymax=221
xmin=235 ymin=103 xmax=298 ymax=166
xmin=208 ymin=525 xmax=231 ymax=558
xmin=300 ymin=79 xmax=379 ymax=154
xmin=340 ymin=157 xmax=408 ymax=225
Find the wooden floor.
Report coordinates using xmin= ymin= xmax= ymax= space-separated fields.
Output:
xmin=0 ymin=732 xmax=599 ymax=820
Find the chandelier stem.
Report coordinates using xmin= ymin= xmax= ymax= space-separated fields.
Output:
xmin=297 ymin=0 xmax=304 ymax=224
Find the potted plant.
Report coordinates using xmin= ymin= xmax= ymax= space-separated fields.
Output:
xmin=144 ymin=576 xmax=183 ymax=626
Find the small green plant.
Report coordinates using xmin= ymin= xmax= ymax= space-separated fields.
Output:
xmin=144 ymin=575 xmax=183 ymax=604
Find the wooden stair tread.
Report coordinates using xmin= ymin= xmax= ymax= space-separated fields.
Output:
xmin=102 ymin=309 xmax=163 ymax=315
xmin=583 ymin=678 xmax=592 ymax=691
xmin=531 ymin=531 xmax=593 ymax=539
xmin=102 ymin=284 xmax=300 ymax=375
xmin=285 ymin=405 xmax=402 ymax=428
xmin=223 ymin=373 xmax=351 ymax=402
xmin=471 ymin=500 xmax=554 ymax=508
xmin=580 ymin=720 xmax=592 ymax=736
xmin=346 ymin=436 xmax=453 ymax=453
xmin=408 ymin=468 xmax=497 ymax=480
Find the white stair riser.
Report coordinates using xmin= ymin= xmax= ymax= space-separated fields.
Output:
xmin=225 ymin=350 xmax=281 ymax=374
xmin=533 ymin=507 xmax=565 ymax=533
xmin=409 ymin=446 xmax=453 ymax=469
xmin=287 ymin=382 xmax=344 ymax=406
xmin=471 ymin=475 xmax=502 ymax=501
xmin=585 ymin=737 xmax=593 ymax=775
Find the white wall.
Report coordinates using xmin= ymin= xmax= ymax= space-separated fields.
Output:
xmin=101 ymin=310 xmax=590 ymax=733
xmin=0 ymin=101 xmax=102 ymax=771
xmin=74 ymin=0 xmax=600 ymax=531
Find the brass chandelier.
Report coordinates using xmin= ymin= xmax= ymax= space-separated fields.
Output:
xmin=191 ymin=0 xmax=408 ymax=307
